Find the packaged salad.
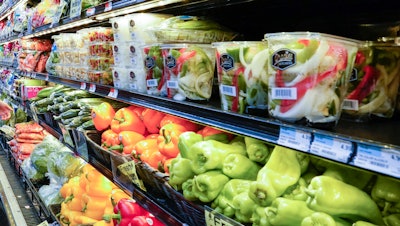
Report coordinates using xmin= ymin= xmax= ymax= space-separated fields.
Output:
xmin=265 ymin=32 xmax=359 ymax=129
xmin=213 ymin=41 xmax=269 ymax=114
xmin=342 ymin=41 xmax=400 ymax=121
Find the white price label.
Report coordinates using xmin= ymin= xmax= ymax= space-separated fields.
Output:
xmin=36 ymin=220 xmax=49 ymax=226
xmin=310 ymin=134 xmax=353 ymax=163
xmin=80 ymin=82 xmax=86 ymax=90
xmin=167 ymin=80 xmax=178 ymax=89
xmin=31 ymin=73 xmax=36 ymax=78
xmin=205 ymin=207 xmax=236 ymax=226
xmin=104 ymin=2 xmax=112 ymax=12
xmin=278 ymin=126 xmax=311 ymax=152
xmin=114 ymin=33 xmax=120 ymax=41
xmin=352 ymin=144 xmax=395 ymax=176
xmin=86 ymin=7 xmax=95 ymax=16
xmin=220 ymin=84 xmax=236 ymax=96
xmin=108 ymin=88 xmax=118 ymax=98
xmin=130 ymin=32 xmax=136 ymax=40
xmin=271 ymin=87 xmax=297 ymax=100
xmin=129 ymin=83 xmax=137 ymax=91
xmin=114 ymin=55 xmax=120 ymax=64
xmin=89 ymin=84 xmax=96 ymax=92
xmin=146 ymin=79 xmax=158 ymax=87
xmin=45 ymin=74 xmax=49 ymax=81
xmin=388 ymin=150 xmax=400 ymax=177
xmin=69 ymin=0 xmax=82 ymax=19
xmin=130 ymin=57 xmax=137 ymax=65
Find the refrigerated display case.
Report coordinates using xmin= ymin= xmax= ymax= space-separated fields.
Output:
xmin=0 ymin=0 xmax=400 ymax=225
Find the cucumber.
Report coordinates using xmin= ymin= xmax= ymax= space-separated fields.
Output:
xmin=49 ymin=87 xmax=74 ymax=98
xmin=63 ymin=90 xmax=97 ymax=101
xmin=78 ymin=120 xmax=95 ymax=130
xmin=37 ymin=86 xmax=56 ymax=98
xmin=35 ymin=97 xmax=53 ymax=107
xmin=54 ymin=109 xmax=81 ymax=120
xmin=68 ymin=115 xmax=93 ymax=128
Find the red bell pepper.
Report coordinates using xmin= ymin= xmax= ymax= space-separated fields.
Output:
xmin=346 ymin=65 xmax=380 ymax=102
xmin=128 ymin=213 xmax=164 ymax=226
xmin=103 ymin=198 xmax=146 ymax=226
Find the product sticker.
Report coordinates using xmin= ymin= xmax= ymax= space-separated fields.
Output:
xmin=220 ymin=84 xmax=236 ymax=96
xmin=310 ymin=134 xmax=353 ymax=163
xmin=271 ymin=48 xmax=296 ymax=70
xmin=278 ymin=126 xmax=311 ymax=152
xmin=45 ymin=74 xmax=49 ymax=81
xmin=342 ymin=99 xmax=359 ymax=111
xmin=146 ymin=79 xmax=158 ymax=87
xmin=117 ymin=161 xmax=146 ymax=191
xmin=89 ymin=84 xmax=96 ymax=92
xmin=167 ymin=80 xmax=178 ymax=89
xmin=352 ymin=144 xmax=395 ymax=176
xmin=104 ymin=1 xmax=112 ymax=12
xmin=271 ymin=87 xmax=297 ymax=100
xmin=69 ymin=0 xmax=82 ymax=19
xmin=219 ymin=53 xmax=234 ymax=71
xmin=204 ymin=206 xmax=236 ymax=226
xmin=108 ymin=88 xmax=118 ymax=98
xmin=86 ymin=7 xmax=96 ymax=17
xmin=80 ymin=82 xmax=86 ymax=90
xmin=165 ymin=55 xmax=176 ymax=69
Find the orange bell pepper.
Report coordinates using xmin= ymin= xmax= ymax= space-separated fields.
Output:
xmin=162 ymin=158 xmax=174 ymax=174
xmin=142 ymin=109 xmax=165 ymax=134
xmin=147 ymin=150 xmax=167 ymax=170
xmin=111 ymin=107 xmax=146 ymax=134
xmin=101 ymin=129 xmax=120 ymax=148
xmin=146 ymin=133 xmax=159 ymax=139
xmin=197 ymin=125 xmax=233 ymax=143
xmin=109 ymin=131 xmax=145 ymax=153
xmin=85 ymin=168 xmax=116 ymax=197
xmin=128 ymin=105 xmax=146 ymax=119
xmin=92 ymin=102 xmax=116 ymax=131
xmin=160 ymin=115 xmax=199 ymax=132
xmin=158 ymin=123 xmax=187 ymax=158
xmin=93 ymin=220 xmax=114 ymax=226
xmin=110 ymin=188 xmax=131 ymax=206
xmin=133 ymin=138 xmax=158 ymax=160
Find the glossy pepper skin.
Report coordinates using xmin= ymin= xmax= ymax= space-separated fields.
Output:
xmin=157 ymin=123 xmax=187 ymax=158
xmin=192 ymin=170 xmax=230 ymax=203
xmin=101 ymin=129 xmax=120 ymax=148
xmin=264 ymin=197 xmax=314 ymax=225
xmin=306 ymin=175 xmax=384 ymax=225
xmin=103 ymin=198 xmax=146 ymax=226
xmin=383 ymin=213 xmax=400 ymax=226
xmin=282 ymin=177 xmax=308 ymax=201
xmin=249 ymin=145 xmax=302 ymax=207
xmin=142 ymin=109 xmax=165 ymax=134
xmin=300 ymin=212 xmax=337 ymax=226
xmin=222 ymin=153 xmax=261 ymax=180
xmin=190 ymin=139 xmax=246 ymax=174
xmin=109 ymin=131 xmax=144 ymax=154
xmin=159 ymin=114 xmax=199 ymax=132
xmin=177 ymin=131 xmax=203 ymax=159
xmin=197 ymin=126 xmax=232 ymax=143
xmin=232 ymin=190 xmax=258 ymax=223
xmin=182 ymin=179 xmax=198 ymax=201
xmin=211 ymin=179 xmax=252 ymax=218
xmin=244 ymin=136 xmax=271 ymax=164
xmin=92 ymin=102 xmax=116 ymax=131
xmin=371 ymin=175 xmax=400 ymax=216
xmin=111 ymin=107 xmax=146 ymax=135
xmin=168 ymin=156 xmax=195 ymax=190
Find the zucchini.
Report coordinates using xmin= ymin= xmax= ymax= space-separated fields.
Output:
xmin=78 ymin=120 xmax=95 ymax=130
xmin=53 ymin=96 xmax=65 ymax=104
xmin=54 ymin=109 xmax=81 ymax=120
xmin=49 ymin=87 xmax=74 ymax=98
xmin=68 ymin=115 xmax=93 ymax=128
xmin=35 ymin=97 xmax=53 ymax=107
xmin=63 ymin=90 xmax=97 ymax=101
xmin=37 ymin=86 xmax=56 ymax=98
xmin=61 ymin=117 xmax=75 ymax=125
xmin=78 ymin=110 xmax=92 ymax=116
xmin=59 ymin=101 xmax=79 ymax=113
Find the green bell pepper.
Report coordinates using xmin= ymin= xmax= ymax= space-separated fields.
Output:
xmin=352 ymin=220 xmax=379 ymax=226
xmin=211 ymin=179 xmax=252 ymax=218
xmin=204 ymin=133 xmax=230 ymax=143
xmin=190 ymin=140 xmax=246 ymax=175
xmin=371 ymin=175 xmax=400 ymax=216
xmin=383 ymin=213 xmax=400 ymax=226
xmin=232 ymin=190 xmax=258 ymax=223
xmin=168 ymin=156 xmax=195 ymax=190
xmin=300 ymin=212 xmax=352 ymax=226
xmin=222 ymin=153 xmax=261 ymax=180
xmin=244 ymin=136 xmax=271 ymax=164
xmin=177 ymin=131 xmax=203 ymax=159
xmin=182 ymin=179 xmax=198 ymax=202
xmin=322 ymin=163 xmax=374 ymax=191
xmin=282 ymin=177 xmax=308 ymax=201
xmin=306 ymin=175 xmax=384 ymax=225
xmin=248 ymin=145 xmax=302 ymax=206
xmin=297 ymin=152 xmax=310 ymax=174
xmin=251 ymin=206 xmax=271 ymax=226
xmin=265 ymin=197 xmax=315 ymax=225
xmin=192 ymin=170 xmax=230 ymax=203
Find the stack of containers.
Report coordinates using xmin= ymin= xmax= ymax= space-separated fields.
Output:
xmin=87 ymin=27 xmax=114 ymax=86
xmin=141 ymin=15 xmax=237 ymax=100
xmin=109 ymin=13 xmax=171 ymax=93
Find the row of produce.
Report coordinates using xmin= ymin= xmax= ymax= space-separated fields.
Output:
xmin=18 ymin=83 xmax=400 ymax=226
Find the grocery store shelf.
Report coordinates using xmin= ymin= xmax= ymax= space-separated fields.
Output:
xmin=15 ymin=70 xmax=400 ymax=179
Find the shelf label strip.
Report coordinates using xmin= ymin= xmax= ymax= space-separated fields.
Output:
xmin=70 ymin=0 xmax=83 ymax=19
xmin=278 ymin=126 xmax=311 ymax=152
xmin=310 ymin=134 xmax=353 ymax=163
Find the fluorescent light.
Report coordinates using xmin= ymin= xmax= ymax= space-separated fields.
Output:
xmin=0 ymin=0 xmax=28 ymax=21
xmin=94 ymin=0 xmax=185 ymax=21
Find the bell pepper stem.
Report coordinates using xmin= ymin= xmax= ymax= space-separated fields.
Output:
xmin=102 ymin=213 xmax=121 ymax=222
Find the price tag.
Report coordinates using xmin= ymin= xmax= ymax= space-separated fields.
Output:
xmin=70 ymin=0 xmax=82 ymax=19
xmin=130 ymin=57 xmax=137 ymax=65
xmin=80 ymin=82 xmax=86 ymax=90
xmin=86 ymin=7 xmax=95 ymax=16
xmin=352 ymin=144 xmax=395 ymax=176
xmin=310 ymin=134 xmax=353 ymax=163
xmin=117 ymin=161 xmax=146 ymax=191
xmin=220 ymin=84 xmax=236 ymax=96
xmin=104 ymin=1 xmax=112 ymax=12
xmin=36 ymin=220 xmax=49 ymax=226
xmin=204 ymin=206 xmax=237 ymax=226
xmin=108 ymin=88 xmax=118 ymax=98
xmin=388 ymin=150 xmax=400 ymax=177
xmin=45 ymin=74 xmax=49 ymax=81
xmin=31 ymin=73 xmax=36 ymax=78
xmin=146 ymin=79 xmax=158 ymax=87
xmin=277 ymin=126 xmax=311 ymax=152
xmin=167 ymin=80 xmax=178 ymax=89
xmin=89 ymin=84 xmax=96 ymax=92
xmin=129 ymin=83 xmax=137 ymax=91
xmin=50 ymin=1 xmax=66 ymax=27
xmin=130 ymin=32 xmax=136 ymax=40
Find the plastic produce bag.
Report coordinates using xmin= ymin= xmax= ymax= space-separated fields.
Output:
xmin=21 ymin=156 xmax=46 ymax=183
xmin=30 ymin=135 xmax=65 ymax=174
xmin=38 ymin=183 xmax=64 ymax=207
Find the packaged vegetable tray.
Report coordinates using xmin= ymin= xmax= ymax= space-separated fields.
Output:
xmin=342 ymin=40 xmax=400 ymax=121
xmin=265 ymin=32 xmax=359 ymax=129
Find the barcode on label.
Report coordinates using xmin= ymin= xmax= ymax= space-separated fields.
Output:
xmin=220 ymin=85 xmax=236 ymax=96
xmin=370 ymin=161 xmax=388 ymax=168
xmin=342 ymin=99 xmax=359 ymax=110
xmin=147 ymin=79 xmax=158 ymax=87
xmin=271 ymin=87 xmax=297 ymax=100
xmin=167 ymin=80 xmax=178 ymax=89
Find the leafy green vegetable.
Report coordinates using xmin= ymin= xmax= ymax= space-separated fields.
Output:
xmin=30 ymin=135 xmax=65 ymax=174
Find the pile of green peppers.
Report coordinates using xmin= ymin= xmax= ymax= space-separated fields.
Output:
xmin=168 ymin=130 xmax=399 ymax=226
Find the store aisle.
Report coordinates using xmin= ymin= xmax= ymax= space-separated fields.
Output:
xmin=0 ymin=147 xmax=42 ymax=226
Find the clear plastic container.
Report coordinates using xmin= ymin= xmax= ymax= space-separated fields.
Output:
xmin=89 ymin=57 xmax=114 ymax=71
xmin=89 ymin=43 xmax=113 ymax=57
xmin=342 ymin=41 xmax=400 ymax=121
xmin=212 ymin=41 xmax=269 ymax=114
xmin=109 ymin=13 xmax=171 ymax=43
xmin=111 ymin=66 xmax=146 ymax=93
xmin=161 ymin=43 xmax=216 ymax=101
xmin=264 ymin=32 xmax=359 ymax=129
xmin=89 ymin=70 xmax=113 ymax=86
xmin=87 ymin=27 xmax=114 ymax=42
xmin=141 ymin=44 xmax=166 ymax=96
xmin=112 ymin=42 xmax=144 ymax=68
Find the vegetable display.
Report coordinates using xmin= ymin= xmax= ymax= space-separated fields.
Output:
xmin=342 ymin=42 xmax=400 ymax=120
xmin=265 ymin=32 xmax=358 ymax=128
xmin=213 ymin=41 xmax=269 ymax=113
